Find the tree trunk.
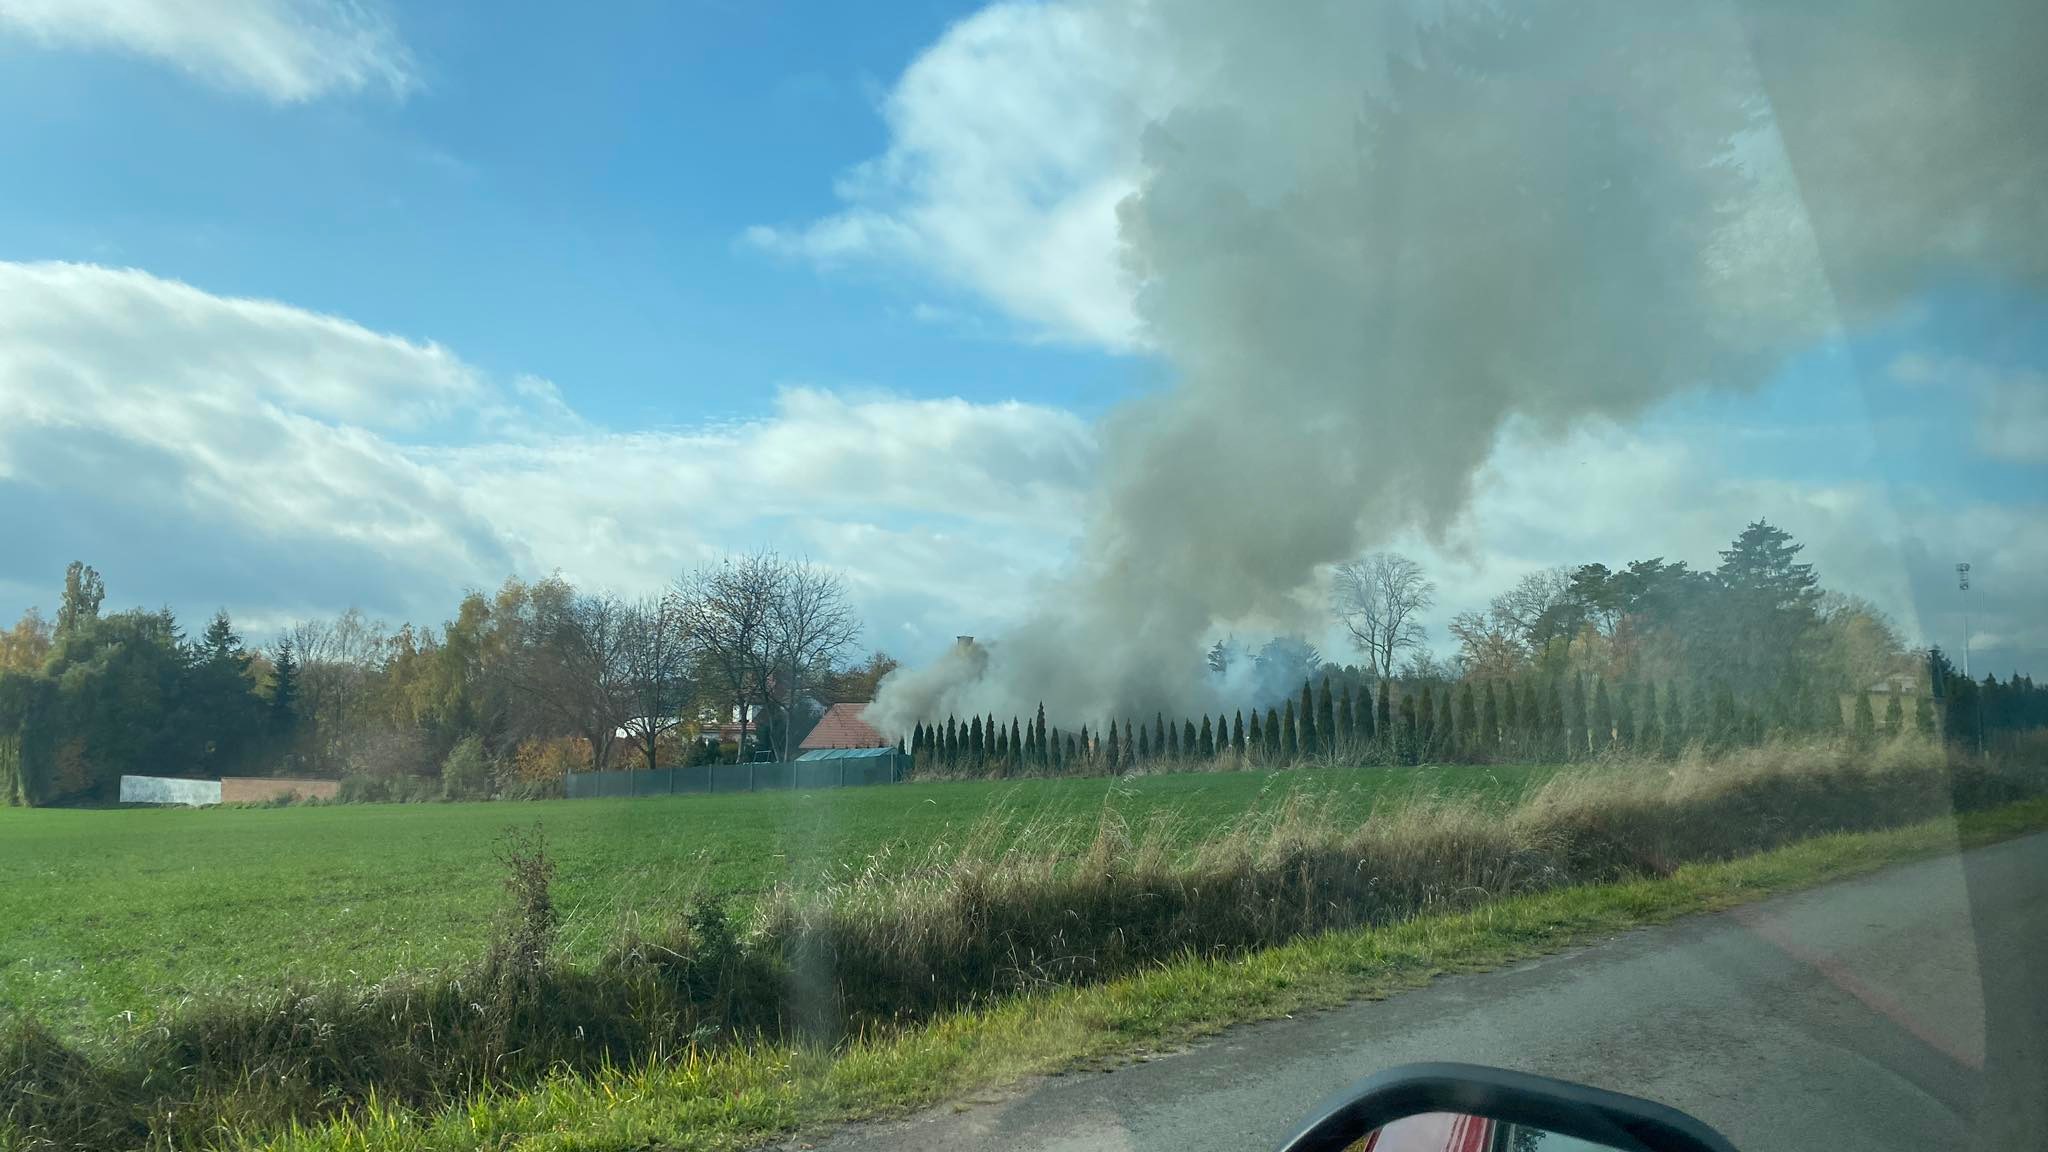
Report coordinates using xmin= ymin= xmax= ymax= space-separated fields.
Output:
xmin=736 ymin=692 xmax=750 ymax=762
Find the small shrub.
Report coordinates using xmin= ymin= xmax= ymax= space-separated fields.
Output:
xmin=441 ymin=735 xmax=491 ymax=801
xmin=506 ymin=736 xmax=585 ymax=798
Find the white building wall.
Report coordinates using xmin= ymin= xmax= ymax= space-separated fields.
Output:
xmin=119 ymin=775 xmax=223 ymax=806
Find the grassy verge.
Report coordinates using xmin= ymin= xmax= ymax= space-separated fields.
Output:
xmin=221 ymin=795 xmax=2048 ymax=1152
xmin=6 ymin=741 xmax=2039 ymax=1150
xmin=0 ymin=763 xmax=1542 ymax=1038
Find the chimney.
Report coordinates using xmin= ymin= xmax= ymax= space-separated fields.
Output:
xmin=956 ymin=635 xmax=975 ymax=648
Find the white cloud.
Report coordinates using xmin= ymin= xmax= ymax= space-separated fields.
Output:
xmin=0 ymin=261 xmax=1091 ymax=657
xmin=0 ymin=0 xmax=413 ymax=102
xmin=1387 ymin=415 xmax=2047 ymax=675
xmin=1890 ymin=352 xmax=2048 ymax=463
xmin=745 ymin=0 xmax=1174 ymax=350
xmin=2 ymin=260 xmax=2036 ymax=674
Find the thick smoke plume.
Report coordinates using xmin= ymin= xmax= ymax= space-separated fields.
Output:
xmin=871 ymin=0 xmax=2048 ymax=732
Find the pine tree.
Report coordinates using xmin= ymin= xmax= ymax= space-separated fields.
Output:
xmin=1852 ymin=691 xmax=1876 ymax=744
xmin=1765 ymin=678 xmax=1794 ymax=737
xmin=1500 ymin=681 xmax=1520 ymax=755
xmin=1036 ymin=703 xmax=1049 ymax=765
xmin=1687 ymin=680 xmax=1711 ymax=749
xmin=1137 ymin=720 xmax=1151 ymax=761
xmin=1417 ymin=684 xmax=1436 ymax=757
xmin=1064 ymin=731 xmax=1078 ymax=765
xmin=1398 ymin=693 xmax=1418 ymax=764
xmin=1638 ymin=682 xmax=1661 ymax=756
xmin=1232 ymin=710 xmax=1246 ymax=756
xmin=1816 ymin=683 xmax=1843 ymax=735
xmin=1012 ymin=717 xmax=1024 ymax=769
xmin=1615 ymin=683 xmax=1636 ymax=750
xmin=1183 ymin=718 xmax=1198 ymax=758
xmin=1248 ymin=708 xmax=1264 ymax=756
xmin=1265 ymin=707 xmax=1281 ymax=756
xmin=912 ymin=721 xmax=926 ymax=760
xmin=1167 ymin=717 xmax=1182 ymax=758
xmin=268 ymin=638 xmax=299 ymax=736
xmin=1339 ymin=682 xmax=1356 ymax=751
xmin=1710 ymin=682 xmax=1738 ymax=748
xmin=945 ymin=716 xmax=959 ymax=767
xmin=1154 ymin=714 xmax=1167 ymax=761
xmin=1543 ymin=679 xmax=1565 ymax=759
xmin=1568 ymin=674 xmax=1589 ymax=759
xmin=1457 ymin=682 xmax=1478 ymax=757
xmin=1375 ymin=680 xmax=1392 ymax=745
xmin=1663 ymin=681 xmax=1684 ymax=756
xmin=1299 ymin=681 xmax=1317 ymax=755
xmin=1590 ymin=680 xmax=1613 ymax=755
xmin=1079 ymin=724 xmax=1091 ymax=766
xmin=1436 ymin=686 xmax=1455 ymax=759
xmin=1522 ymin=681 xmax=1544 ymax=756
xmin=1481 ymin=681 xmax=1500 ymax=754
xmin=1199 ymin=715 xmax=1215 ymax=757
xmin=1880 ymin=691 xmax=1902 ymax=738
xmin=1105 ymin=719 xmax=1121 ymax=767
xmin=1317 ymin=677 xmax=1336 ymax=756
xmin=1282 ymin=700 xmax=1299 ymax=760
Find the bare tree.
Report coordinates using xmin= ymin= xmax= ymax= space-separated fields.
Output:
xmin=1488 ymin=567 xmax=1573 ymax=648
xmin=1332 ymin=552 xmax=1436 ymax=679
xmin=766 ymin=559 xmax=862 ymax=760
xmin=1398 ymin=647 xmax=1453 ymax=683
xmin=618 ymin=593 xmax=694 ymax=772
xmin=285 ymin=607 xmax=391 ymax=776
xmin=680 ymin=550 xmax=785 ymax=760
xmin=508 ymin=588 xmax=632 ymax=771
xmin=1448 ymin=608 xmax=1529 ymax=680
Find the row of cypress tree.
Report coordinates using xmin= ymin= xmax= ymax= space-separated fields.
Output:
xmin=906 ymin=669 xmax=1964 ymax=777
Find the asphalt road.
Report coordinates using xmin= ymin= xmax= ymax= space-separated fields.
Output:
xmin=809 ymin=830 xmax=2048 ymax=1152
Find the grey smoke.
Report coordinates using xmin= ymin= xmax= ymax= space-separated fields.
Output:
xmin=870 ymin=0 xmax=2048 ymax=733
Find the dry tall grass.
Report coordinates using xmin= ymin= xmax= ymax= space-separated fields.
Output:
xmin=4 ymin=735 xmax=2039 ymax=1150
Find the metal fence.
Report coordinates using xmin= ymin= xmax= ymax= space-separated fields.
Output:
xmin=565 ymin=752 xmax=906 ymax=800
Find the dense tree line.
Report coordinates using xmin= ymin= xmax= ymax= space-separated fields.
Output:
xmin=0 ymin=555 xmax=885 ymax=805
xmin=902 ymin=522 xmax=2045 ymax=779
xmin=905 ymin=659 xmax=2042 ymax=780
xmin=4 ymin=522 xmax=2038 ymax=805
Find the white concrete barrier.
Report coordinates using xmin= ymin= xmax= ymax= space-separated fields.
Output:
xmin=119 ymin=775 xmax=223 ymax=806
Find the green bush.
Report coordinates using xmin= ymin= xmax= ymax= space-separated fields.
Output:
xmin=441 ymin=736 xmax=491 ymax=801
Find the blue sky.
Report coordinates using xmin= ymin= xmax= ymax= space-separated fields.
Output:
xmin=0 ymin=1 xmax=1132 ymax=425
xmin=0 ymin=0 xmax=2040 ymax=678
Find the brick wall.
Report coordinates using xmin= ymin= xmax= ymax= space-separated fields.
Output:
xmin=219 ymin=776 xmax=341 ymax=803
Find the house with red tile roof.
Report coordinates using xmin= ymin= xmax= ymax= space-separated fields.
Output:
xmin=799 ymin=701 xmax=889 ymax=751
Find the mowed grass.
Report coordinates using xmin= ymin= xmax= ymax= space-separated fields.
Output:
xmin=0 ymin=763 xmax=1547 ymax=1038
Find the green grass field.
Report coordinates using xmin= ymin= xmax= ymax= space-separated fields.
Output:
xmin=0 ymin=763 xmax=1546 ymax=1038
xmin=234 ymin=798 xmax=2048 ymax=1152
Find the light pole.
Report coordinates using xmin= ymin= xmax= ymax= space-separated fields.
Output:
xmin=1955 ymin=563 xmax=1971 ymax=679
xmin=1956 ymin=562 xmax=1982 ymax=757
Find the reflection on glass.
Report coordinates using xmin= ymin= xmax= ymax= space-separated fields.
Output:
xmin=1354 ymin=1112 xmax=1620 ymax=1152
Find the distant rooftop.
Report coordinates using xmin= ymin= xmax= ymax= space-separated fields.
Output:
xmin=799 ymin=701 xmax=888 ymax=750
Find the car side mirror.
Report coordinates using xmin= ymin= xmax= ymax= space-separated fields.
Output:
xmin=1277 ymin=1063 xmax=1738 ymax=1152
